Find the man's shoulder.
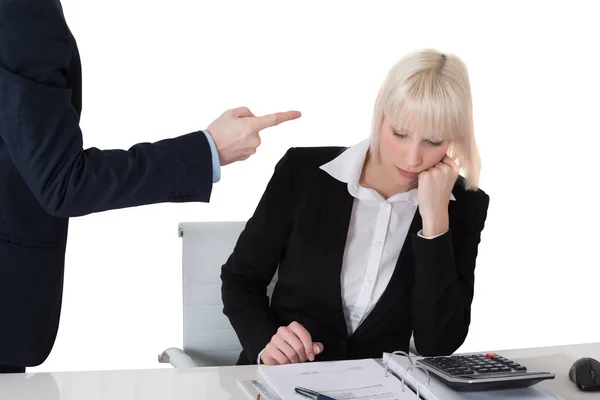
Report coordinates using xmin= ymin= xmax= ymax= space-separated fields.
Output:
xmin=0 ymin=0 xmax=72 ymax=76
xmin=0 ymin=0 xmax=65 ymax=24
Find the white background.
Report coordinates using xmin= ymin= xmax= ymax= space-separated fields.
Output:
xmin=30 ymin=0 xmax=599 ymax=373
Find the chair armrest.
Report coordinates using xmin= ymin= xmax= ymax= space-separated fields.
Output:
xmin=158 ymin=347 xmax=199 ymax=368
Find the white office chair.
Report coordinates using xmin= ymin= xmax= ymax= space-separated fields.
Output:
xmin=158 ymin=221 xmax=278 ymax=368
xmin=158 ymin=221 xmax=418 ymax=368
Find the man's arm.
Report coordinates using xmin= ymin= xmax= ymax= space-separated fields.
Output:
xmin=0 ymin=0 xmax=214 ymax=217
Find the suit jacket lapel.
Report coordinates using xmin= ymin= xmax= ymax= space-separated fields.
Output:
xmin=352 ymin=207 xmax=423 ymax=337
xmin=315 ymin=173 xmax=354 ymax=337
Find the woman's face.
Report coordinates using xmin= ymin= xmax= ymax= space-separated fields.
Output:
xmin=377 ymin=116 xmax=451 ymax=188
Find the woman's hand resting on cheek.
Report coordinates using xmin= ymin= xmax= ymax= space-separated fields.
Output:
xmin=417 ymin=155 xmax=460 ymax=237
xmin=261 ymin=321 xmax=324 ymax=365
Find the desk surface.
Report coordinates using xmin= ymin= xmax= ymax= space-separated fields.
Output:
xmin=1 ymin=342 xmax=598 ymax=400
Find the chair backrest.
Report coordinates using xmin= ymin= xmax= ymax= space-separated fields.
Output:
xmin=178 ymin=221 xmax=278 ymax=366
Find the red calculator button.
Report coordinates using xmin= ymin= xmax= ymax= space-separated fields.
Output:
xmin=485 ymin=353 xmax=498 ymax=359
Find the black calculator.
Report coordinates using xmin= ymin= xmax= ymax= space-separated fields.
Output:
xmin=416 ymin=353 xmax=555 ymax=391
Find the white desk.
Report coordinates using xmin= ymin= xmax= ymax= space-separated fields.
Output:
xmin=1 ymin=342 xmax=598 ymax=399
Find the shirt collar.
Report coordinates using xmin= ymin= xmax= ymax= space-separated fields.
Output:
xmin=319 ymin=139 xmax=456 ymax=205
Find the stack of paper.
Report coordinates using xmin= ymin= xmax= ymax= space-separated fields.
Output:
xmin=256 ymin=358 xmax=418 ymax=400
xmin=236 ymin=355 xmax=566 ymax=400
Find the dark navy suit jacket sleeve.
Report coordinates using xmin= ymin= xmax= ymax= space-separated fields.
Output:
xmin=0 ymin=0 xmax=215 ymax=217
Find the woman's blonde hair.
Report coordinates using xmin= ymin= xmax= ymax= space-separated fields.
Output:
xmin=369 ymin=48 xmax=481 ymax=190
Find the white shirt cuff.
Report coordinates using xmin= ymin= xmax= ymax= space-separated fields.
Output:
xmin=257 ymin=347 xmax=267 ymax=365
xmin=417 ymin=229 xmax=448 ymax=240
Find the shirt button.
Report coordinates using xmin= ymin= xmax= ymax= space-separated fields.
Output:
xmin=375 ymin=241 xmax=383 ymax=247
xmin=366 ymin=279 xmax=374 ymax=286
xmin=352 ymin=314 xmax=360 ymax=320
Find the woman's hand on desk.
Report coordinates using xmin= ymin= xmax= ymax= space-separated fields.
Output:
xmin=261 ymin=321 xmax=324 ymax=365
xmin=418 ymin=155 xmax=459 ymax=237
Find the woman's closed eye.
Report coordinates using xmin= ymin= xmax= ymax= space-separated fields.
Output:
xmin=394 ymin=131 xmax=443 ymax=147
xmin=425 ymin=139 xmax=443 ymax=147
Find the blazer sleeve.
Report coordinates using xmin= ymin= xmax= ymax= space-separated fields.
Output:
xmin=411 ymin=190 xmax=490 ymax=356
xmin=0 ymin=0 xmax=213 ymax=217
xmin=221 ymin=149 xmax=296 ymax=363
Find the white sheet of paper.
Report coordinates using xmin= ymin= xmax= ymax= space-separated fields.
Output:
xmin=257 ymin=358 xmax=418 ymax=400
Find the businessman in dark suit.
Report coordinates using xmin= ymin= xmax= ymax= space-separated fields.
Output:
xmin=0 ymin=0 xmax=300 ymax=373
xmin=221 ymin=49 xmax=490 ymax=365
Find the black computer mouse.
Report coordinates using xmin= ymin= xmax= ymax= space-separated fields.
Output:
xmin=569 ymin=357 xmax=600 ymax=391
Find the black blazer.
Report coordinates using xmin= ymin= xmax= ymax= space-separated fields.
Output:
xmin=221 ymin=147 xmax=490 ymax=365
xmin=0 ymin=0 xmax=213 ymax=367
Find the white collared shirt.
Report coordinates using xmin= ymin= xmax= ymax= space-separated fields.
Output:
xmin=257 ymin=140 xmax=456 ymax=363
xmin=319 ymin=139 xmax=455 ymax=334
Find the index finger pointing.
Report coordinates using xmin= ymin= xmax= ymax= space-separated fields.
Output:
xmin=251 ymin=110 xmax=302 ymax=131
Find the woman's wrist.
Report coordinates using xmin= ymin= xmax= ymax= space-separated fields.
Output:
xmin=421 ymin=212 xmax=449 ymax=237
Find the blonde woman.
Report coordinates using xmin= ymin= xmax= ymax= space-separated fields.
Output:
xmin=221 ymin=49 xmax=490 ymax=366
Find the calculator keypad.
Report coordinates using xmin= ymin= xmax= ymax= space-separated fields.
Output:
xmin=419 ymin=354 xmax=528 ymax=377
